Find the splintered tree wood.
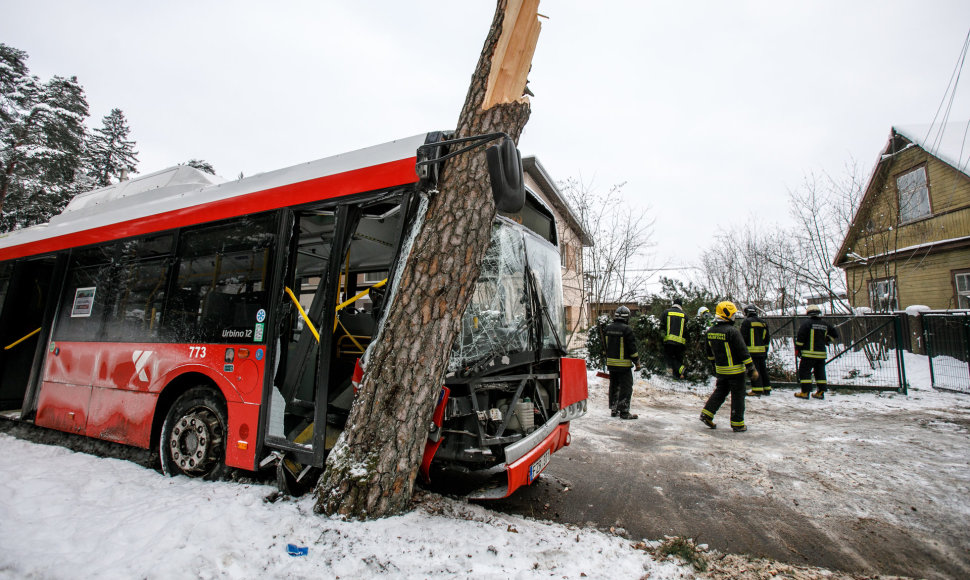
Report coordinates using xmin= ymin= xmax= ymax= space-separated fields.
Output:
xmin=483 ymin=0 xmax=541 ymax=108
xmin=315 ymin=0 xmax=539 ymax=519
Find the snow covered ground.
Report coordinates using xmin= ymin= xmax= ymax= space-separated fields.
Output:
xmin=0 ymin=350 xmax=968 ymax=579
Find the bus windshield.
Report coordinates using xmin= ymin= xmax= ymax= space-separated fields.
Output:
xmin=449 ymin=220 xmax=564 ymax=373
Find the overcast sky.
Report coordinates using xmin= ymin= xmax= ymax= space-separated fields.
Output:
xmin=4 ymin=1 xmax=970 ymax=278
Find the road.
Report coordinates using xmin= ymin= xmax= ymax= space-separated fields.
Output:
xmin=477 ymin=378 xmax=970 ymax=580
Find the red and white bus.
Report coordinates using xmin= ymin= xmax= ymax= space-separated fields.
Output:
xmin=0 ymin=132 xmax=587 ymax=498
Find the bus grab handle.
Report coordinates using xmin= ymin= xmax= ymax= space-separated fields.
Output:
xmin=284 ymin=287 xmax=320 ymax=344
xmin=4 ymin=327 xmax=41 ymax=351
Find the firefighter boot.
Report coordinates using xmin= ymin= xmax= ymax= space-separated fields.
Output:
xmin=794 ymin=392 xmax=809 ymax=399
xmin=812 ymin=391 xmax=825 ymax=400
xmin=732 ymin=424 xmax=747 ymax=433
xmin=619 ymin=412 xmax=639 ymax=420
xmin=700 ymin=413 xmax=716 ymax=429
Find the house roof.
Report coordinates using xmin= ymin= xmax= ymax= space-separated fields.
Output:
xmin=833 ymin=122 xmax=970 ymax=267
xmin=521 ymin=156 xmax=593 ymax=246
xmin=894 ymin=123 xmax=970 ymax=175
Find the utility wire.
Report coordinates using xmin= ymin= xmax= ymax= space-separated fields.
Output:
xmin=924 ymin=27 xmax=970 ymax=153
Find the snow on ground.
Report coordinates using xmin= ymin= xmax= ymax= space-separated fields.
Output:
xmin=0 ymin=350 xmax=968 ymax=579
xmin=0 ymin=434 xmax=691 ymax=579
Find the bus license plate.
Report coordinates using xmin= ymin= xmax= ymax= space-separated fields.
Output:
xmin=529 ymin=449 xmax=551 ymax=482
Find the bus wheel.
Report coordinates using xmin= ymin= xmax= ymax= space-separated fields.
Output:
xmin=160 ymin=386 xmax=228 ymax=480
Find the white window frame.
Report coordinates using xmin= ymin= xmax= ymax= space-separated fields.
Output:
xmin=955 ymin=270 xmax=970 ymax=309
xmin=362 ymin=270 xmax=388 ymax=284
xmin=896 ymin=166 xmax=931 ymax=222
xmin=869 ymin=277 xmax=898 ymax=312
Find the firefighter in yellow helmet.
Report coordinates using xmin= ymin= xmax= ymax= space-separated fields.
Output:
xmin=700 ymin=301 xmax=760 ymax=432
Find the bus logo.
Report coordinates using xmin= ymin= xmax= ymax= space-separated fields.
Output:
xmin=132 ymin=350 xmax=153 ymax=382
xmin=256 ymin=309 xmax=266 ymax=323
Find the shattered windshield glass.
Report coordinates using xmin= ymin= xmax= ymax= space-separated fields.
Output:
xmin=449 ymin=220 xmax=564 ymax=373
xmin=525 ymin=234 xmax=565 ymax=350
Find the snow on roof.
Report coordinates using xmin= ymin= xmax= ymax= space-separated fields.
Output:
xmin=0 ymin=133 xmax=428 ymax=255
xmin=893 ymin=122 xmax=970 ymax=175
xmin=62 ymin=165 xmax=225 ymax=214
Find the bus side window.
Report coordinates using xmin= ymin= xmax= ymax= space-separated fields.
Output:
xmin=53 ymin=265 xmax=111 ymax=342
xmin=162 ymin=213 xmax=276 ymax=344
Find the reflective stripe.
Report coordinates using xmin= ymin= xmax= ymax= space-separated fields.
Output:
xmin=748 ymin=345 xmax=767 ymax=354
xmin=666 ymin=311 xmax=686 ymax=343
xmin=801 ymin=350 xmax=826 ymax=359
xmin=702 ymin=409 xmax=715 ymax=418
xmin=607 ymin=358 xmax=632 ymax=367
xmin=716 ymin=364 xmax=745 ymax=374
xmin=730 ymin=420 xmax=745 ymax=427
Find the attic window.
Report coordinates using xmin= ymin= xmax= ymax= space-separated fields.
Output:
xmin=897 ymin=166 xmax=930 ymax=222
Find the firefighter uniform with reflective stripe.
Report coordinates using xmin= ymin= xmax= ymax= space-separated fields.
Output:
xmin=795 ymin=314 xmax=839 ymax=396
xmin=605 ymin=319 xmax=639 ymax=415
xmin=740 ymin=313 xmax=771 ymax=395
xmin=662 ymin=305 xmax=687 ymax=379
xmin=702 ymin=319 xmax=759 ymax=430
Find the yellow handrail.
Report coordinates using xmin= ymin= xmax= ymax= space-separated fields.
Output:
xmin=284 ymin=286 xmax=320 ymax=343
xmin=335 ymin=278 xmax=387 ymax=315
xmin=5 ymin=328 xmax=41 ymax=351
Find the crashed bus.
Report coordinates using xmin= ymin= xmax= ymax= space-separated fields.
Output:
xmin=0 ymin=132 xmax=588 ymax=498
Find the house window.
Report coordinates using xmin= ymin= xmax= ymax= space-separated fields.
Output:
xmin=869 ymin=277 xmax=898 ymax=312
xmin=362 ymin=270 xmax=388 ymax=284
xmin=955 ymin=270 xmax=970 ymax=309
xmin=897 ymin=166 xmax=930 ymax=222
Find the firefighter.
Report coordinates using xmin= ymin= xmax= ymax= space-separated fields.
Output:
xmin=741 ymin=304 xmax=771 ymax=396
xmin=696 ymin=305 xmax=714 ymax=329
xmin=605 ymin=305 xmax=641 ymax=420
xmin=794 ymin=304 xmax=840 ymax=399
xmin=662 ymin=298 xmax=687 ymax=379
xmin=700 ymin=301 xmax=760 ymax=432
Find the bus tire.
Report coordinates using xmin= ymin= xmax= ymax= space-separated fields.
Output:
xmin=159 ymin=386 xmax=229 ymax=480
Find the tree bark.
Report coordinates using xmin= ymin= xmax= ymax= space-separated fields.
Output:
xmin=314 ymin=0 xmax=540 ymax=518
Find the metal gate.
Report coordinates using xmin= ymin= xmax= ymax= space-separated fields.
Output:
xmin=763 ymin=314 xmax=906 ymax=393
xmin=923 ymin=313 xmax=970 ymax=394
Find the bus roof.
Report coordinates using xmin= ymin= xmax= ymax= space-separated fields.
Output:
xmin=0 ymin=133 xmax=428 ymax=262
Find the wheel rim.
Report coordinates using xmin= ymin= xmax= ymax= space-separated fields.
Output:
xmin=168 ymin=406 xmax=224 ymax=476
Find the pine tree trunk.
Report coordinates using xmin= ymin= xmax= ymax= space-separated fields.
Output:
xmin=315 ymin=0 xmax=540 ymax=518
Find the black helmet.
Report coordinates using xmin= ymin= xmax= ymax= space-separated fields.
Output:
xmin=743 ymin=304 xmax=757 ymax=316
xmin=614 ymin=305 xmax=631 ymax=321
xmin=671 ymin=296 xmax=683 ymax=308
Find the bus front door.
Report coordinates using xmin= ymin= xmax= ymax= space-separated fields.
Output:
xmin=0 ymin=256 xmax=60 ymax=418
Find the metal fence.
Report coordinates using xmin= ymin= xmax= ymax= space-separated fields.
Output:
xmin=923 ymin=313 xmax=970 ymax=394
xmin=762 ymin=314 xmax=906 ymax=393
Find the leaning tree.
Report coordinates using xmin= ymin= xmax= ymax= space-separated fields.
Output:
xmin=314 ymin=0 xmax=543 ymax=518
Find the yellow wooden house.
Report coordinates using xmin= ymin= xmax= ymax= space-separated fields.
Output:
xmin=834 ymin=124 xmax=970 ymax=311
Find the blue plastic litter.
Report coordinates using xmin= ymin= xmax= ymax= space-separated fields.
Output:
xmin=287 ymin=544 xmax=309 ymax=557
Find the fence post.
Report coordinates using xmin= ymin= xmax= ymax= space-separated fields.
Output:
xmin=894 ymin=314 xmax=907 ymax=395
xmin=964 ymin=317 xmax=970 ymax=387
xmin=924 ymin=316 xmax=936 ymax=388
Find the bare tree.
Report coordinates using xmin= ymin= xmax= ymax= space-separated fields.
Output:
xmin=760 ymin=164 xmax=865 ymax=313
xmin=314 ymin=0 xmax=541 ymax=519
xmin=695 ymin=221 xmax=796 ymax=311
xmin=559 ymin=177 xmax=657 ymax=326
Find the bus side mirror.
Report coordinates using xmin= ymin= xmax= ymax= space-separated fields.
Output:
xmin=486 ymin=138 xmax=524 ymax=213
